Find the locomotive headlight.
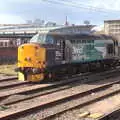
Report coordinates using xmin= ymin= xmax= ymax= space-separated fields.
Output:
xmin=35 ymin=46 xmax=39 ymax=49
xmin=32 ymin=68 xmax=40 ymax=74
xmin=24 ymin=57 xmax=31 ymax=61
xmin=28 ymin=57 xmax=31 ymax=61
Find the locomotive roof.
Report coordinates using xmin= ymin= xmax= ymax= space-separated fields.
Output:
xmin=30 ymin=32 xmax=113 ymax=44
xmin=37 ymin=31 xmax=112 ymax=40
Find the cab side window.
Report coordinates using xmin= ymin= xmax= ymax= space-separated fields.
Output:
xmin=46 ymin=35 xmax=54 ymax=44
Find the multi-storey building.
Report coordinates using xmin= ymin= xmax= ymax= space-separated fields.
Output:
xmin=104 ymin=20 xmax=120 ymax=35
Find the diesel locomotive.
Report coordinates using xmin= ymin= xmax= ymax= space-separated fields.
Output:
xmin=17 ymin=31 xmax=120 ymax=82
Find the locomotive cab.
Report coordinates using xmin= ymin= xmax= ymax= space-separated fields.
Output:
xmin=17 ymin=34 xmax=48 ymax=82
xmin=17 ymin=32 xmax=68 ymax=82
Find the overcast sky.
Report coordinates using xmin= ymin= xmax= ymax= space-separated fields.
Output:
xmin=0 ymin=0 xmax=120 ymax=25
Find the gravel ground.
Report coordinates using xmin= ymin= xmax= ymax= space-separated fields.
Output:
xmin=8 ymin=82 xmax=120 ymax=120
xmin=0 ymin=64 xmax=17 ymax=76
xmin=16 ymin=108 xmax=95 ymax=120
xmin=1 ymin=72 xmax=120 ymax=120
xmin=1 ymin=75 xmax=119 ymax=106
xmin=0 ymin=84 xmax=71 ymax=105
xmin=0 ymin=83 xmax=32 ymax=92
xmin=0 ymin=79 xmax=102 ymax=105
xmin=51 ymin=93 xmax=120 ymax=120
xmin=0 ymin=74 xmax=16 ymax=79
xmin=0 ymin=80 xmax=23 ymax=87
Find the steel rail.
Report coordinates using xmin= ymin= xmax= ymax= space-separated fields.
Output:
xmin=98 ymin=106 xmax=120 ymax=120
xmin=0 ymin=68 xmax=120 ymax=99
xmin=0 ymin=78 xmax=120 ymax=120
xmin=0 ymin=76 xmax=17 ymax=82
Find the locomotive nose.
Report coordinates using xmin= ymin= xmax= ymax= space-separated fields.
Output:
xmin=17 ymin=43 xmax=46 ymax=82
xmin=18 ymin=43 xmax=40 ymax=67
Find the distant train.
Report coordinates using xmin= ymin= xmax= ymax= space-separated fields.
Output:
xmin=0 ymin=39 xmax=17 ymax=64
xmin=17 ymin=31 xmax=120 ymax=82
xmin=0 ymin=37 xmax=28 ymax=64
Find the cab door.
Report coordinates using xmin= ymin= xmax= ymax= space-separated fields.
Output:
xmin=107 ymin=44 xmax=114 ymax=56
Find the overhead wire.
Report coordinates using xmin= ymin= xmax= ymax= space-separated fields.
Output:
xmin=59 ymin=0 xmax=120 ymax=12
xmin=42 ymin=0 xmax=120 ymax=14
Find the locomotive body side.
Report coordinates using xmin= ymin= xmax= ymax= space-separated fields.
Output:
xmin=67 ymin=39 xmax=115 ymax=63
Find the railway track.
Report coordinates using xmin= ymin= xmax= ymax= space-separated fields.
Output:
xmin=0 ymin=76 xmax=22 ymax=90
xmin=98 ymin=106 xmax=120 ymax=120
xmin=0 ymin=76 xmax=17 ymax=82
xmin=0 ymin=68 xmax=120 ymax=120
xmin=0 ymin=80 xmax=28 ymax=90
xmin=0 ymin=68 xmax=120 ymax=102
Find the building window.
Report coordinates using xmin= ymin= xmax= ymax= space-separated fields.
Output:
xmin=0 ymin=42 xmax=3 ymax=47
xmin=10 ymin=41 xmax=13 ymax=46
xmin=5 ymin=42 xmax=8 ymax=47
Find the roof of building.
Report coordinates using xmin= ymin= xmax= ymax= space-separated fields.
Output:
xmin=0 ymin=25 xmax=95 ymax=34
xmin=104 ymin=19 xmax=120 ymax=22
